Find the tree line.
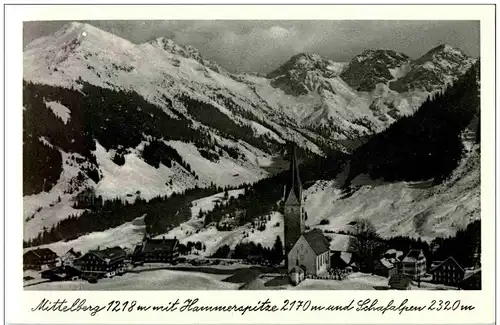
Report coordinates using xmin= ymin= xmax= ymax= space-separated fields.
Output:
xmin=346 ymin=63 xmax=479 ymax=186
xmin=23 ymin=184 xmax=238 ymax=248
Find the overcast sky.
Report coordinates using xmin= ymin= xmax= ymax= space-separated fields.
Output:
xmin=24 ymin=20 xmax=479 ymax=74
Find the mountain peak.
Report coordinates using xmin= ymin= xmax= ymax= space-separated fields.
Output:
xmin=145 ymin=37 xmax=226 ymax=74
xmin=419 ymin=44 xmax=468 ymax=61
xmin=267 ymin=52 xmax=333 ymax=80
xmin=340 ymin=49 xmax=412 ymax=92
xmin=148 ymin=37 xmax=197 ymax=54
xmin=389 ymin=44 xmax=474 ymax=93
xmin=265 ymin=52 xmax=347 ymax=96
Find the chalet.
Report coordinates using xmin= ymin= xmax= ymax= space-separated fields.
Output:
xmin=374 ymin=258 xmax=398 ymax=278
xmin=287 ymin=229 xmax=330 ymax=276
xmin=132 ymin=237 xmax=179 ymax=263
xmin=388 ymin=273 xmax=412 ymax=290
xmin=59 ymin=248 xmax=82 ymax=267
xmin=384 ymin=249 xmax=403 ymax=262
xmin=459 ymin=269 xmax=481 ymax=290
xmin=330 ymin=251 xmax=354 ymax=269
xmin=23 ymin=248 xmax=58 ymax=270
xmin=329 ymin=233 xmax=357 ymax=270
xmin=401 ymin=249 xmax=427 ymax=280
xmin=40 ymin=265 xmax=81 ymax=281
xmin=78 ymin=246 xmax=126 ymax=278
xmin=429 ymin=256 xmax=465 ymax=286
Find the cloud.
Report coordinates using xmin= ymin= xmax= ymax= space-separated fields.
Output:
xmin=24 ymin=20 xmax=479 ymax=74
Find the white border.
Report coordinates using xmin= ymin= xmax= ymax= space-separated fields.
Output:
xmin=4 ymin=4 xmax=496 ymax=325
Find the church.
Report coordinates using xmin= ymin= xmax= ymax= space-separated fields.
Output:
xmin=283 ymin=146 xmax=330 ymax=276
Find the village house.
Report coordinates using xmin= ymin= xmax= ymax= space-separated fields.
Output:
xmin=77 ymin=246 xmax=126 ymax=279
xmin=384 ymin=249 xmax=403 ymax=264
xmin=283 ymin=147 xmax=331 ymax=277
xmin=373 ymin=248 xmax=403 ymax=278
xmin=329 ymin=233 xmax=357 ymax=271
xmin=374 ymin=258 xmax=398 ymax=278
xmin=429 ymin=256 xmax=465 ymax=286
xmin=401 ymin=249 xmax=427 ymax=280
xmin=132 ymin=237 xmax=179 ymax=263
xmin=23 ymin=248 xmax=58 ymax=270
xmin=59 ymin=248 xmax=82 ymax=267
xmin=459 ymin=269 xmax=481 ymax=290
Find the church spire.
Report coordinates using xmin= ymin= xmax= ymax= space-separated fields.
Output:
xmin=285 ymin=145 xmax=302 ymax=203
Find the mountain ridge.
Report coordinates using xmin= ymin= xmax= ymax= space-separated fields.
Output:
xmin=23 ymin=22 xmax=477 ymax=242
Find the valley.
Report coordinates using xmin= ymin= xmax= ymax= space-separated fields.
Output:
xmin=22 ymin=21 xmax=481 ymax=291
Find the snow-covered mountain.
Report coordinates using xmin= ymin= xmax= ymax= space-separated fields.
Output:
xmin=341 ymin=49 xmax=412 ymax=92
xmin=23 ymin=22 xmax=477 ymax=241
xmin=32 ymin=137 xmax=479 ymax=257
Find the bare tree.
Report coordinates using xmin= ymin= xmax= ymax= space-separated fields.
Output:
xmin=348 ymin=218 xmax=382 ymax=273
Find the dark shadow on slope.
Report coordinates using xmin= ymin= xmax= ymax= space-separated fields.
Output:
xmin=264 ymin=275 xmax=291 ymax=287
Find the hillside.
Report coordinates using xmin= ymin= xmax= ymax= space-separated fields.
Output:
xmin=23 ymin=22 xmax=476 ymax=243
xmin=28 ymin=137 xmax=479 ymax=256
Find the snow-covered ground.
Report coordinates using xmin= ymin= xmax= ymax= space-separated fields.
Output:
xmin=25 ymin=269 xmax=240 ymax=290
xmin=25 ymin=133 xmax=479 ymax=256
xmin=305 ymin=143 xmax=480 ymax=241
xmin=23 ymin=150 xmax=93 ymax=240
xmin=23 ymin=215 xmax=147 ymax=256
xmin=24 ymin=268 xmax=455 ymax=291
xmin=23 ymin=22 xmax=478 ymax=250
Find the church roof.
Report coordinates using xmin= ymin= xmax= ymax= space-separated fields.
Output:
xmin=284 ymin=145 xmax=302 ymax=204
xmin=303 ymin=229 xmax=330 ymax=255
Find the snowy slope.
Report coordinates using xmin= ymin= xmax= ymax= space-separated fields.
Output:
xmin=24 ymin=22 xmax=326 ymax=155
xmin=27 ymin=130 xmax=479 ymax=256
xmin=304 ymin=145 xmax=480 ymax=241
xmin=23 ymin=22 xmax=476 ymax=244
xmin=153 ymin=189 xmax=284 ymax=256
xmin=24 ymin=215 xmax=147 ymax=256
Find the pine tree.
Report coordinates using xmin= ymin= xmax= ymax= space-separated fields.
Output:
xmin=271 ymin=235 xmax=284 ymax=265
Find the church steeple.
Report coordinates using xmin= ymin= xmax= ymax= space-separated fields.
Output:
xmin=284 ymin=145 xmax=302 ymax=204
xmin=283 ymin=144 xmax=305 ymax=256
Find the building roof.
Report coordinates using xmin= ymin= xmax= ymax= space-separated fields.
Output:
xmin=329 ymin=233 xmax=353 ymax=252
xmin=462 ymin=268 xmax=481 ymax=281
xmin=89 ymin=246 xmax=126 ymax=263
xmin=64 ymin=248 xmax=82 ymax=258
xmin=284 ymin=145 xmax=302 ymax=204
xmin=303 ymin=229 xmax=330 ymax=255
xmin=462 ymin=268 xmax=481 ymax=282
xmin=140 ymin=238 xmax=179 ymax=254
xmin=388 ymin=274 xmax=412 ymax=289
xmin=340 ymin=252 xmax=353 ymax=265
xmin=385 ymin=249 xmax=404 ymax=259
xmin=429 ymin=256 xmax=465 ymax=273
xmin=24 ymin=248 xmax=58 ymax=258
xmin=379 ymin=258 xmax=395 ymax=269
xmin=402 ymin=249 xmax=424 ymax=262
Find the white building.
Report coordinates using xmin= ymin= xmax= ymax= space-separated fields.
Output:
xmin=287 ymin=229 xmax=330 ymax=276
